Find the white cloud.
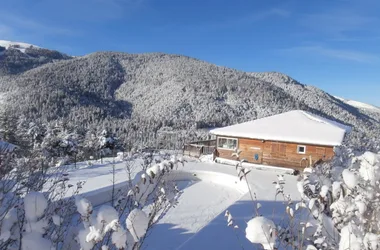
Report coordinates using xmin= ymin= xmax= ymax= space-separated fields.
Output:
xmin=299 ymin=0 xmax=380 ymax=41
xmin=226 ymin=8 xmax=291 ymax=27
xmin=0 ymin=12 xmax=75 ymax=36
xmin=282 ymin=46 xmax=379 ymax=63
xmin=302 ymin=11 xmax=377 ymax=35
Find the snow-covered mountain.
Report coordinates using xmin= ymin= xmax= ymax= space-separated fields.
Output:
xmin=0 ymin=40 xmax=40 ymax=53
xmin=0 ymin=41 xmax=379 ymax=148
xmin=0 ymin=40 xmax=71 ymax=75
xmin=334 ymin=96 xmax=380 ymax=113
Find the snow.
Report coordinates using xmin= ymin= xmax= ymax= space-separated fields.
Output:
xmin=24 ymin=218 xmax=49 ymax=234
xmin=112 ymin=228 xmax=133 ymax=250
xmin=335 ymin=96 xmax=380 ymax=113
xmin=363 ymin=233 xmax=379 ymax=250
xmin=21 ymin=232 xmax=52 ymax=250
xmin=199 ymin=154 xmax=214 ymax=162
xmin=126 ymin=209 xmax=149 ymax=242
xmin=24 ymin=192 xmax=48 ymax=222
xmin=146 ymin=164 xmax=161 ymax=178
xmin=347 ymin=100 xmax=380 ymax=112
xmin=215 ymin=157 xmax=295 ymax=174
xmin=358 ymin=155 xmax=380 ymax=185
xmin=342 ymin=169 xmax=358 ymax=190
xmin=245 ymin=216 xmax=276 ymax=249
xmin=0 ymin=208 xmax=18 ymax=241
xmin=0 ymin=40 xmax=39 ymax=53
xmin=145 ymin=162 xmax=299 ymax=249
xmin=210 ymin=110 xmax=351 ymax=146
xmin=355 ymin=201 xmax=367 ymax=215
xmin=75 ymin=197 xmax=93 ymax=217
xmin=96 ymin=205 xmax=119 ymax=226
xmin=78 ymin=228 xmax=94 ymax=250
xmin=52 ymin=215 xmax=62 ymax=226
xmin=86 ymin=226 xmax=103 ymax=242
xmin=339 ymin=223 xmax=362 ymax=250
xmin=61 ymin=155 xmax=300 ymax=249
xmin=153 ymin=179 xmax=243 ymax=233
xmin=362 ymin=151 xmax=380 ymax=166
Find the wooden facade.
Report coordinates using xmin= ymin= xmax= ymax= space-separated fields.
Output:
xmin=215 ymin=136 xmax=335 ymax=170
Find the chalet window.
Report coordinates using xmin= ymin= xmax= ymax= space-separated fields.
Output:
xmin=297 ymin=145 xmax=306 ymax=154
xmin=217 ymin=137 xmax=238 ymax=150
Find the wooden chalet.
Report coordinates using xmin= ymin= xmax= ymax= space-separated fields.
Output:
xmin=210 ymin=110 xmax=351 ymax=170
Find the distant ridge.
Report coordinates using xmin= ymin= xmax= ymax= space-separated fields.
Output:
xmin=334 ymin=96 xmax=380 ymax=113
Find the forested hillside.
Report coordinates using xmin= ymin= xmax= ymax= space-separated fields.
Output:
xmin=0 ymin=43 xmax=379 ymax=152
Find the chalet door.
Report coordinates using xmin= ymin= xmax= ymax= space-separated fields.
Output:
xmin=251 ymin=147 xmax=263 ymax=164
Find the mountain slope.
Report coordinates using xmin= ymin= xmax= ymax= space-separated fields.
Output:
xmin=0 ymin=45 xmax=379 ymax=147
xmin=0 ymin=40 xmax=71 ymax=76
xmin=250 ymin=72 xmax=380 ymax=125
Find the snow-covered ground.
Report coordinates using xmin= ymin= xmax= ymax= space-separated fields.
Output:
xmin=146 ymin=179 xmax=244 ymax=249
xmin=65 ymin=155 xmax=300 ymax=249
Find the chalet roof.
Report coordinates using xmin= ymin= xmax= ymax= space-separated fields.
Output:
xmin=0 ymin=140 xmax=18 ymax=154
xmin=210 ymin=110 xmax=351 ymax=146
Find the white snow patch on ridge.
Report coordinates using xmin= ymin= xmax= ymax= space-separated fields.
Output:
xmin=335 ymin=96 xmax=380 ymax=113
xmin=0 ymin=40 xmax=40 ymax=53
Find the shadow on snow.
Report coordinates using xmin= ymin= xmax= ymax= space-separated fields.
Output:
xmin=145 ymin=199 xmax=297 ymax=250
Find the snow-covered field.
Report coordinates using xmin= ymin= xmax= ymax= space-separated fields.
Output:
xmin=65 ymin=155 xmax=300 ymax=249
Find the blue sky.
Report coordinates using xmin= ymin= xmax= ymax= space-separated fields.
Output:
xmin=1 ymin=0 xmax=379 ymax=106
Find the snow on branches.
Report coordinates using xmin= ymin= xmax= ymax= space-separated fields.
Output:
xmin=75 ymin=153 xmax=183 ymax=250
xmin=245 ymin=216 xmax=277 ymax=250
xmin=296 ymin=150 xmax=380 ymax=249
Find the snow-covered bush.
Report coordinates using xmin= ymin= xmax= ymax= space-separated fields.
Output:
xmin=126 ymin=209 xmax=149 ymax=243
xmin=295 ymin=150 xmax=380 ymax=249
xmin=74 ymin=153 xmax=183 ymax=250
xmin=0 ymin=148 xmax=83 ymax=250
xmin=0 ymin=187 xmax=80 ymax=250
xmin=225 ymin=147 xmax=380 ymax=249
xmin=246 ymin=217 xmax=277 ymax=249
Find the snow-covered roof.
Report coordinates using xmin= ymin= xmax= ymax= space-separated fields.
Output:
xmin=210 ymin=110 xmax=351 ymax=146
xmin=0 ymin=140 xmax=18 ymax=153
